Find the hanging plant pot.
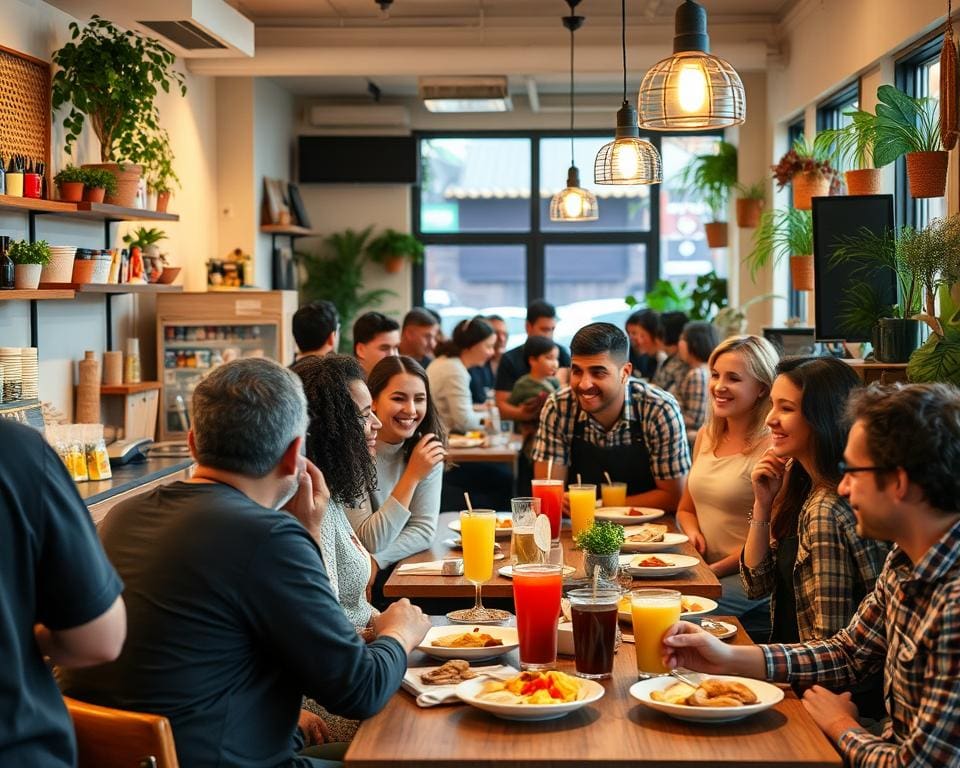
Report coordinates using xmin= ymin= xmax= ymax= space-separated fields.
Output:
xmin=82 ymin=163 xmax=142 ymax=207
xmin=156 ymin=191 xmax=171 ymax=213
xmin=844 ymin=169 xmax=881 ymax=196
xmin=57 ymin=182 xmax=85 ymax=202
xmin=791 ymin=171 xmax=831 ymax=210
xmin=83 ymin=186 xmax=106 ymax=203
xmin=905 ymin=151 xmax=949 ymax=198
xmin=704 ymin=222 xmax=728 ymax=248
xmin=383 ymin=255 xmax=405 ymax=273
xmin=735 ymin=198 xmax=763 ymax=228
xmin=872 ymin=318 xmax=922 ymax=363
xmin=790 ymin=253 xmax=814 ymax=292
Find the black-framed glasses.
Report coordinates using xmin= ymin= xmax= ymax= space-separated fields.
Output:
xmin=837 ymin=461 xmax=895 ymax=476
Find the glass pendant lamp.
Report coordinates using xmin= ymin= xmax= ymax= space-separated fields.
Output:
xmin=638 ymin=0 xmax=746 ymax=130
xmin=550 ymin=4 xmax=598 ymax=222
xmin=594 ymin=0 xmax=661 ymax=185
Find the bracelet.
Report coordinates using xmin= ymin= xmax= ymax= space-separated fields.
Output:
xmin=749 ymin=519 xmax=771 ymax=528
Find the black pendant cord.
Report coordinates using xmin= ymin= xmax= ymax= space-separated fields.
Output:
xmin=569 ymin=23 xmax=575 ymax=168
xmin=621 ymin=0 xmax=627 ymax=105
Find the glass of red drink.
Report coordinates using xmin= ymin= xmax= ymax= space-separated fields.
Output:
xmin=530 ymin=479 xmax=564 ymax=542
xmin=568 ymin=587 xmax=620 ymax=679
xmin=512 ymin=563 xmax=563 ymax=670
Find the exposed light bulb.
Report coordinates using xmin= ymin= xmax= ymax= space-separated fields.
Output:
xmin=612 ymin=142 xmax=640 ymax=180
xmin=677 ymin=62 xmax=708 ymax=113
xmin=562 ymin=190 xmax=584 ymax=218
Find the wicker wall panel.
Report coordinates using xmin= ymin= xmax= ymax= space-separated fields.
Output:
xmin=0 ymin=45 xmax=51 ymax=174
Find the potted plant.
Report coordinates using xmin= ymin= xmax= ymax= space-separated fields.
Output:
xmin=53 ymin=165 xmax=85 ymax=202
xmin=675 ymin=141 xmax=738 ymax=248
xmin=366 ymin=229 xmax=425 ymax=273
xmin=143 ymin=132 xmax=179 ymax=212
xmin=871 ymin=84 xmax=946 ymax=199
xmin=80 ymin=167 xmax=118 ymax=203
xmin=735 ymin=181 xmax=766 ymax=228
xmin=747 ymin=208 xmax=815 ymax=291
xmin=8 ymin=240 xmax=51 ymax=290
xmin=771 ymin=137 xmax=840 ymax=211
xmin=122 ymin=227 xmax=167 ymax=277
xmin=687 ymin=270 xmax=729 ymax=321
xmin=51 ymin=15 xmax=186 ymax=207
xmin=713 ymin=294 xmax=783 ymax=338
xmin=630 ymin=279 xmax=691 ymax=314
xmin=573 ymin=521 xmax=625 ymax=581
xmin=813 ymin=109 xmax=881 ymax=195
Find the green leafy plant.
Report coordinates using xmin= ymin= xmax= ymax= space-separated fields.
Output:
xmin=80 ymin=167 xmax=119 ymax=196
xmin=771 ymin=136 xmax=840 ymax=193
xmin=296 ymin=226 xmax=395 ymax=352
xmin=675 ymin=141 xmax=738 ymax=221
xmin=574 ymin=520 xmax=625 ymax=555
xmin=51 ymin=15 xmax=187 ymax=164
xmin=8 ymin=240 xmax=51 ymax=266
xmin=144 ymin=132 xmax=179 ymax=193
xmin=53 ymin=165 xmax=85 ymax=185
xmin=735 ymin=180 xmax=766 ymax=200
xmin=872 ymin=84 xmax=941 ymax=166
xmin=629 ymin=279 xmax=691 ymax=313
xmin=688 ymin=271 xmax=729 ymax=322
xmin=366 ymin=229 xmax=425 ymax=265
xmin=745 ymin=208 xmax=813 ymax=281
xmin=813 ymin=110 xmax=878 ymax=171
xmin=122 ymin=227 xmax=167 ymax=249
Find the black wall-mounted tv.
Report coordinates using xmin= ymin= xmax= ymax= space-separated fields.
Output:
xmin=297 ymin=136 xmax=419 ymax=184
xmin=812 ymin=194 xmax=898 ymax=342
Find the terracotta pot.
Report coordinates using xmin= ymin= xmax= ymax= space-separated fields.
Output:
xmin=791 ymin=171 xmax=831 ymax=210
xmin=383 ymin=255 xmax=405 ymax=273
xmin=905 ymin=151 xmax=949 ymax=198
xmin=790 ymin=254 xmax=814 ymax=292
xmin=58 ymin=181 xmax=84 ymax=202
xmin=156 ymin=191 xmax=171 ymax=213
xmin=82 ymin=163 xmax=142 ymax=207
xmin=83 ymin=187 xmax=106 ymax=203
xmin=736 ymin=198 xmax=763 ymax=228
xmin=704 ymin=222 xmax=728 ymax=248
xmin=14 ymin=264 xmax=42 ymax=290
xmin=844 ymin=169 xmax=881 ymax=196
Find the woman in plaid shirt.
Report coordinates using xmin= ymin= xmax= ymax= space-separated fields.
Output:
xmin=675 ymin=321 xmax=719 ymax=443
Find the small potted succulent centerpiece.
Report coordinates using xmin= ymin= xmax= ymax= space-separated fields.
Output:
xmin=814 ymin=109 xmax=881 ymax=195
xmin=365 ymin=229 xmax=425 ymax=274
xmin=735 ymin=181 xmax=766 ymax=228
xmin=8 ymin=239 xmax=51 ymax=290
xmin=772 ymin=137 xmax=840 ymax=211
xmin=80 ymin=168 xmax=118 ymax=204
xmin=676 ymin=141 xmax=738 ymax=248
xmin=53 ymin=164 xmax=85 ymax=202
xmin=747 ymin=207 xmax=815 ymax=291
xmin=574 ymin=520 xmax=625 ymax=581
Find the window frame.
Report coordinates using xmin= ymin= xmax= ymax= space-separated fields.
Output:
xmin=816 ymin=81 xmax=860 ymax=133
xmin=786 ymin=117 xmax=807 ymax=321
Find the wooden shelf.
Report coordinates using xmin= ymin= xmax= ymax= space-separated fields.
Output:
xmin=260 ymin=224 xmax=315 ymax=236
xmin=0 ymin=288 xmax=76 ymax=300
xmin=40 ymin=282 xmax=183 ymax=294
xmin=0 ymin=195 xmax=79 ymax=215
xmin=101 ymin=381 xmax=161 ymax=395
xmin=72 ymin=202 xmax=179 ymax=222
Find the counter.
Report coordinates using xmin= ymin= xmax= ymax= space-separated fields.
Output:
xmin=80 ymin=457 xmax=194 ymax=523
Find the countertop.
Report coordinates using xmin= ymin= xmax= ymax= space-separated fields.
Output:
xmin=78 ymin=457 xmax=195 ymax=507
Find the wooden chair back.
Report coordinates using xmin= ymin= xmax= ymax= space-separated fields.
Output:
xmin=63 ymin=695 xmax=180 ymax=768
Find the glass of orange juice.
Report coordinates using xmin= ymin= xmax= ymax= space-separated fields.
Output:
xmin=567 ymin=483 xmax=596 ymax=539
xmin=448 ymin=509 xmax=510 ymax=623
xmin=630 ymin=588 xmax=681 ymax=677
xmin=601 ymin=481 xmax=627 ymax=507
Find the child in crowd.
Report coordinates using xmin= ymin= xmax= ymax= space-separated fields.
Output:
xmin=509 ymin=335 xmax=561 ymax=457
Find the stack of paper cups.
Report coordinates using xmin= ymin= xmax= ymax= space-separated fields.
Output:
xmin=0 ymin=347 xmax=22 ymax=403
xmin=20 ymin=347 xmax=38 ymax=399
xmin=103 ymin=350 xmax=123 ymax=386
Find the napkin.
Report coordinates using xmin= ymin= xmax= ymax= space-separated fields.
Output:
xmin=397 ymin=559 xmax=462 ymax=575
xmin=402 ymin=664 xmax=516 ymax=708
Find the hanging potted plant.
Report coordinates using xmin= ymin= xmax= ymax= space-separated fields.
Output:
xmin=734 ymin=181 xmax=765 ymax=228
xmin=573 ymin=520 xmax=625 ymax=582
xmin=872 ymin=84 xmax=946 ymax=199
xmin=813 ymin=110 xmax=882 ymax=195
xmin=771 ymin=137 xmax=840 ymax=211
xmin=366 ymin=229 xmax=425 ymax=273
xmin=747 ymin=208 xmax=815 ymax=291
xmin=51 ymin=15 xmax=186 ymax=208
xmin=53 ymin=164 xmax=85 ymax=202
xmin=79 ymin=167 xmax=118 ymax=204
xmin=676 ymin=141 xmax=738 ymax=248
xmin=143 ymin=132 xmax=179 ymax=213
xmin=8 ymin=240 xmax=51 ymax=290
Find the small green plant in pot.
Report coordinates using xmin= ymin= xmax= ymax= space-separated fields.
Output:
xmin=734 ymin=181 xmax=765 ymax=228
xmin=747 ymin=208 xmax=814 ymax=291
xmin=143 ymin=131 xmax=179 ymax=212
xmin=8 ymin=240 xmax=51 ymax=290
xmin=813 ymin=109 xmax=881 ymax=194
xmin=80 ymin=167 xmax=118 ymax=203
xmin=366 ymin=229 xmax=425 ymax=274
xmin=574 ymin=521 xmax=625 ymax=581
xmin=53 ymin=165 xmax=85 ymax=202
xmin=675 ymin=140 xmax=738 ymax=248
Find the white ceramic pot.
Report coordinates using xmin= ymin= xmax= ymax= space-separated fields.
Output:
xmin=14 ymin=263 xmax=42 ymax=290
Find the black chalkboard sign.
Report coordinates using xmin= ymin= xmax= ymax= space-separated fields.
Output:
xmin=812 ymin=194 xmax=897 ymax=342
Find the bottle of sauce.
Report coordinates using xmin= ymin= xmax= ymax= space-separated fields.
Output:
xmin=0 ymin=236 xmax=13 ymax=290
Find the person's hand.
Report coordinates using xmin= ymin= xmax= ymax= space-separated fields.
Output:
xmin=687 ymin=530 xmax=706 ymax=555
xmin=518 ymin=395 xmax=543 ymax=420
xmin=298 ymin=709 xmax=331 ymax=747
xmin=661 ymin=621 xmax=735 ymax=674
xmin=372 ymin=598 xmax=431 ymax=652
xmin=405 ymin=433 xmax=447 ymax=483
xmin=283 ymin=458 xmax=330 ymax=541
xmin=802 ymin=686 xmax=860 ymax=744
xmin=750 ymin=449 xmax=789 ymax=514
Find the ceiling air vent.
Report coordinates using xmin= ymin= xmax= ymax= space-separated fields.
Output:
xmin=138 ymin=20 xmax=226 ymax=50
xmin=419 ymin=76 xmax=512 ymax=113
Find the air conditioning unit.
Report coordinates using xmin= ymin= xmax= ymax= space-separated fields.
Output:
xmin=419 ymin=76 xmax=513 ymax=113
xmin=308 ymin=105 xmax=411 ymax=133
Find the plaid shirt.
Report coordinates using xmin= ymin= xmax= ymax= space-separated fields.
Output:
xmin=741 ymin=487 xmax=890 ymax=640
xmin=652 ymin=353 xmax=689 ymax=395
xmin=762 ymin=517 xmax=960 ymax=768
xmin=677 ymin=365 xmax=709 ymax=433
xmin=530 ymin=379 xmax=690 ymax=480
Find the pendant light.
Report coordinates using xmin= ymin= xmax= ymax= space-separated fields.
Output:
xmin=550 ymin=4 xmax=599 ymax=222
xmin=594 ymin=0 xmax=662 ymax=185
xmin=637 ymin=0 xmax=746 ymax=130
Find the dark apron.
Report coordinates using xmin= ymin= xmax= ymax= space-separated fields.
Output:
xmin=771 ymin=533 xmax=801 ymax=643
xmin=568 ymin=412 xmax=656 ymax=496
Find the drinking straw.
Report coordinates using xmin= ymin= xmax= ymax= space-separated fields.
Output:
xmin=463 ymin=492 xmax=474 ymax=512
xmin=577 ymin=473 xmax=582 ymax=485
xmin=547 ymin=458 xmax=554 ymax=480
xmin=592 ymin=564 xmax=601 ymax=597
xmin=604 ymin=471 xmax=613 ymax=485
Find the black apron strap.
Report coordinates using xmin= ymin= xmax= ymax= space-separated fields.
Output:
xmin=569 ymin=405 xmax=656 ymax=496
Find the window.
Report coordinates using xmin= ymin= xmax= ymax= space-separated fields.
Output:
xmin=414 ymin=130 xmax=722 ymax=343
xmin=786 ymin=118 xmax=806 ymax=322
xmin=816 ymin=82 xmax=859 ymax=134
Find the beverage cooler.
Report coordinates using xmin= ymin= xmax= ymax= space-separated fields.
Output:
xmin=156 ymin=290 xmax=297 ymax=441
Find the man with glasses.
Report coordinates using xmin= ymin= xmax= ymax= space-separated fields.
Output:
xmin=660 ymin=382 xmax=960 ymax=767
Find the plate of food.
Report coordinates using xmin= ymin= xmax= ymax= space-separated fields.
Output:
xmin=595 ymin=507 xmax=665 ymax=525
xmin=456 ymin=669 xmax=605 ymax=721
xmin=698 ymin=619 xmax=737 ymax=640
xmin=620 ymin=553 xmax=700 ymax=578
xmin=618 ymin=595 xmax=718 ymax=621
xmin=417 ymin=626 xmax=519 ymax=661
xmin=621 ymin=524 xmax=689 ymax=553
xmin=447 ymin=515 xmax=513 ymax=538
xmin=448 ymin=432 xmax=486 ymax=449
xmin=498 ymin=564 xmax=577 ymax=579
xmin=403 ymin=661 xmax=517 ymax=707
xmin=629 ymin=674 xmax=784 ymax=723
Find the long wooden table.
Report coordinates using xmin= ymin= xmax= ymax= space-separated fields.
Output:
xmin=447 ymin=439 xmax=521 ymax=465
xmin=345 ymin=617 xmax=842 ymax=767
xmin=384 ymin=512 xmax=722 ymax=601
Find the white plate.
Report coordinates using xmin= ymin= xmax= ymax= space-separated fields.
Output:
xmin=617 ymin=595 xmax=719 ymax=622
xmin=498 ymin=564 xmax=576 ymax=579
xmin=402 ymin=664 xmax=517 ymax=707
xmin=455 ymin=675 xmax=605 ymax=721
xmin=699 ymin=619 xmax=737 ymax=641
xmin=621 ymin=528 xmax=689 ymax=553
xmin=417 ymin=625 xmax=519 ymax=661
xmin=629 ymin=674 xmax=784 ymax=723
xmin=448 ymin=435 xmax=486 ymax=448
xmin=595 ymin=507 xmax=665 ymax=525
xmin=619 ymin=553 xmax=700 ymax=578
xmin=448 ymin=515 xmax=513 ymax=538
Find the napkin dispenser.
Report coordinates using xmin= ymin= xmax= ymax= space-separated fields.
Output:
xmin=441 ymin=559 xmax=464 ymax=576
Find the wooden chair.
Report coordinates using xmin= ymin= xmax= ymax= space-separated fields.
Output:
xmin=63 ymin=695 xmax=180 ymax=768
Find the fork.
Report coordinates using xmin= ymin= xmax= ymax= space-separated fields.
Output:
xmin=670 ymin=668 xmax=701 ymax=688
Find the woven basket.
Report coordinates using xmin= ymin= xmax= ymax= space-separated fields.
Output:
xmin=704 ymin=222 xmax=729 ymax=248
xmin=790 ymin=254 xmax=814 ymax=292
xmin=906 ymin=151 xmax=948 ymax=198
xmin=791 ymin=171 xmax=831 ymax=210
xmin=735 ymin=198 xmax=763 ymax=228
xmin=40 ymin=248 xmax=77 ymax=284
xmin=845 ymin=169 xmax=881 ymax=196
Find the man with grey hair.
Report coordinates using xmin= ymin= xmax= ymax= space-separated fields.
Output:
xmin=61 ymin=358 xmax=430 ymax=768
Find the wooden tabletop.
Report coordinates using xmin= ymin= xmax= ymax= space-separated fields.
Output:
xmin=345 ymin=617 xmax=842 ymax=767
xmin=447 ymin=440 xmax=521 ymax=464
xmin=383 ymin=512 xmax=722 ymax=600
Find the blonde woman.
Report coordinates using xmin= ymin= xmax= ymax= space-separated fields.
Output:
xmin=676 ymin=335 xmax=778 ymax=637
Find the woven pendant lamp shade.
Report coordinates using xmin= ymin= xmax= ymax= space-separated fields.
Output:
xmin=595 ymin=102 xmax=662 ymax=185
xmin=550 ymin=166 xmax=599 ymax=221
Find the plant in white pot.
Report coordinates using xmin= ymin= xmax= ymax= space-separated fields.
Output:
xmin=8 ymin=240 xmax=51 ymax=290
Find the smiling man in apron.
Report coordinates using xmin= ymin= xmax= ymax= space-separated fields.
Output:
xmin=531 ymin=323 xmax=690 ymax=512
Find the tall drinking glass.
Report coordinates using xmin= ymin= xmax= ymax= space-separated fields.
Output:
xmin=510 ymin=497 xmax=545 ymax=566
xmin=568 ymin=483 xmax=596 ymax=538
xmin=448 ymin=509 xmax=510 ymax=623
xmin=513 ymin=564 xmax=563 ymax=670
xmin=531 ymin=478 xmax=564 ymax=542
xmin=601 ymin=481 xmax=627 ymax=507
xmin=569 ymin=587 xmax=619 ymax=679
xmin=630 ymin=588 xmax=681 ymax=677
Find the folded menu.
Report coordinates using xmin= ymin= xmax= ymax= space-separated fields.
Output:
xmin=402 ymin=664 xmax=516 ymax=707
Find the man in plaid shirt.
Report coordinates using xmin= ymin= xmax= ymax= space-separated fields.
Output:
xmin=661 ymin=383 xmax=960 ymax=767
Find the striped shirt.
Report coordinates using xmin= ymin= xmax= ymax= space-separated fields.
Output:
xmin=762 ymin=517 xmax=960 ymax=768
xmin=677 ymin=364 xmax=710 ymax=433
xmin=652 ymin=353 xmax=690 ymax=395
xmin=530 ymin=379 xmax=690 ymax=480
